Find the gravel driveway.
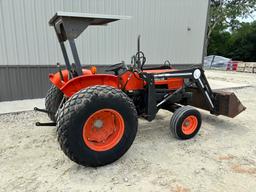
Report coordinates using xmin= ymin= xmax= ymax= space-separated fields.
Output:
xmin=1 ymin=71 xmax=256 ymax=192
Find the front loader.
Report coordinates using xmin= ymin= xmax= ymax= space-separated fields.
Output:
xmin=35 ymin=12 xmax=245 ymax=167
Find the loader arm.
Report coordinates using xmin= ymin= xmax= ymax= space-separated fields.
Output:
xmin=149 ymin=67 xmax=245 ymax=118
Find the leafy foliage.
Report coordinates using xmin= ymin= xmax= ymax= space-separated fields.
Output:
xmin=228 ymin=22 xmax=256 ymax=61
xmin=207 ymin=0 xmax=256 ymax=61
xmin=208 ymin=21 xmax=256 ymax=61
xmin=208 ymin=0 xmax=256 ymax=37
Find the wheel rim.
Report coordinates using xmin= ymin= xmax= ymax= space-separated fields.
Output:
xmin=83 ymin=109 xmax=125 ymax=151
xmin=181 ymin=115 xmax=198 ymax=135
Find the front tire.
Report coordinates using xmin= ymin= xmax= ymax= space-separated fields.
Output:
xmin=170 ymin=106 xmax=201 ymax=140
xmin=57 ymin=85 xmax=138 ymax=167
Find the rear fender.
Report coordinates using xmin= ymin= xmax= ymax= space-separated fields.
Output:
xmin=49 ymin=69 xmax=93 ymax=89
xmin=60 ymin=74 xmax=119 ymax=97
xmin=49 ymin=69 xmax=69 ymax=89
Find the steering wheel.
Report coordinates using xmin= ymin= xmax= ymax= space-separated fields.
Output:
xmin=106 ymin=62 xmax=126 ymax=75
xmin=135 ymin=51 xmax=146 ymax=70
xmin=164 ymin=60 xmax=172 ymax=68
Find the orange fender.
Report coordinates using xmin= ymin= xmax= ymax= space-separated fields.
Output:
xmin=49 ymin=69 xmax=93 ymax=89
xmin=60 ymin=74 xmax=119 ymax=97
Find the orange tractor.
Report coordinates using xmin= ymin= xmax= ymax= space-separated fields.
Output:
xmin=35 ymin=12 xmax=245 ymax=167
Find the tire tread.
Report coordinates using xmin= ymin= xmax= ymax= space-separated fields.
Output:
xmin=170 ymin=106 xmax=200 ymax=139
xmin=45 ymin=85 xmax=63 ymax=122
xmin=57 ymin=85 xmax=137 ymax=166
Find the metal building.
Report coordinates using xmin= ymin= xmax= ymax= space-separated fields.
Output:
xmin=0 ymin=0 xmax=209 ymax=101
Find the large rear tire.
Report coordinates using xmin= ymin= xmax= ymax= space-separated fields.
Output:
xmin=57 ymin=85 xmax=138 ymax=167
xmin=45 ymin=85 xmax=63 ymax=122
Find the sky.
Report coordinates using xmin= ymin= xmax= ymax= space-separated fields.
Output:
xmin=240 ymin=11 xmax=256 ymax=22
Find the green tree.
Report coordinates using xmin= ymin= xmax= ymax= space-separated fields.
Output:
xmin=208 ymin=21 xmax=256 ymax=61
xmin=207 ymin=0 xmax=256 ymax=61
xmin=207 ymin=30 xmax=231 ymax=56
xmin=227 ymin=21 xmax=256 ymax=61
xmin=208 ymin=0 xmax=256 ymax=39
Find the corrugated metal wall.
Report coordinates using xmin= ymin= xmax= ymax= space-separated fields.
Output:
xmin=0 ymin=0 xmax=209 ymax=101
xmin=0 ymin=65 xmax=57 ymax=100
xmin=0 ymin=0 xmax=209 ymax=65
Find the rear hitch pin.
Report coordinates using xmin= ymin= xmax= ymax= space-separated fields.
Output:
xmin=34 ymin=107 xmax=56 ymax=126
xmin=35 ymin=122 xmax=56 ymax=126
xmin=34 ymin=107 xmax=49 ymax=114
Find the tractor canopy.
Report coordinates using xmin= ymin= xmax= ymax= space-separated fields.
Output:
xmin=49 ymin=11 xmax=130 ymax=76
xmin=49 ymin=12 xmax=130 ymax=40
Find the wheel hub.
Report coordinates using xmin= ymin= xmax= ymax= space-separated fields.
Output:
xmin=93 ymin=119 xmax=103 ymax=129
xmin=181 ymin=115 xmax=198 ymax=135
xmin=183 ymin=120 xmax=190 ymax=127
xmin=83 ymin=109 xmax=125 ymax=151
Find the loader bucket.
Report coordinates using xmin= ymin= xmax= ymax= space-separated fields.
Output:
xmin=187 ymin=88 xmax=246 ymax=118
xmin=213 ymin=90 xmax=246 ymax=118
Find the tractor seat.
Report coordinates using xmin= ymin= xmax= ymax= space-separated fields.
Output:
xmin=105 ymin=62 xmax=127 ymax=75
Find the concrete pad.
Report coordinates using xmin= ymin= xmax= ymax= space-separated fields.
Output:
xmin=208 ymin=79 xmax=250 ymax=90
xmin=0 ymin=98 xmax=44 ymax=114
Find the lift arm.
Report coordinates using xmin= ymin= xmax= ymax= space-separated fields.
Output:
xmin=146 ymin=67 xmax=245 ymax=118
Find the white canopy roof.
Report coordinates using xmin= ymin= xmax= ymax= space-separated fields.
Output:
xmin=49 ymin=11 xmax=131 ymax=26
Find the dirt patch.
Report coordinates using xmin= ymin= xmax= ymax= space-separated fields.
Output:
xmin=231 ymin=164 xmax=256 ymax=175
xmin=173 ymin=185 xmax=190 ymax=192
xmin=218 ymin=155 xmax=235 ymax=161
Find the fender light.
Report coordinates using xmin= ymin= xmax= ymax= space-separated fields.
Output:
xmin=90 ymin=66 xmax=97 ymax=74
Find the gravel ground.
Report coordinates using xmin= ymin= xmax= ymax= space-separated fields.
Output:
xmin=0 ymin=71 xmax=256 ymax=192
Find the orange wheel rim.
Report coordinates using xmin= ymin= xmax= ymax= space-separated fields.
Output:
xmin=83 ymin=109 xmax=125 ymax=151
xmin=181 ymin=115 xmax=198 ymax=135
